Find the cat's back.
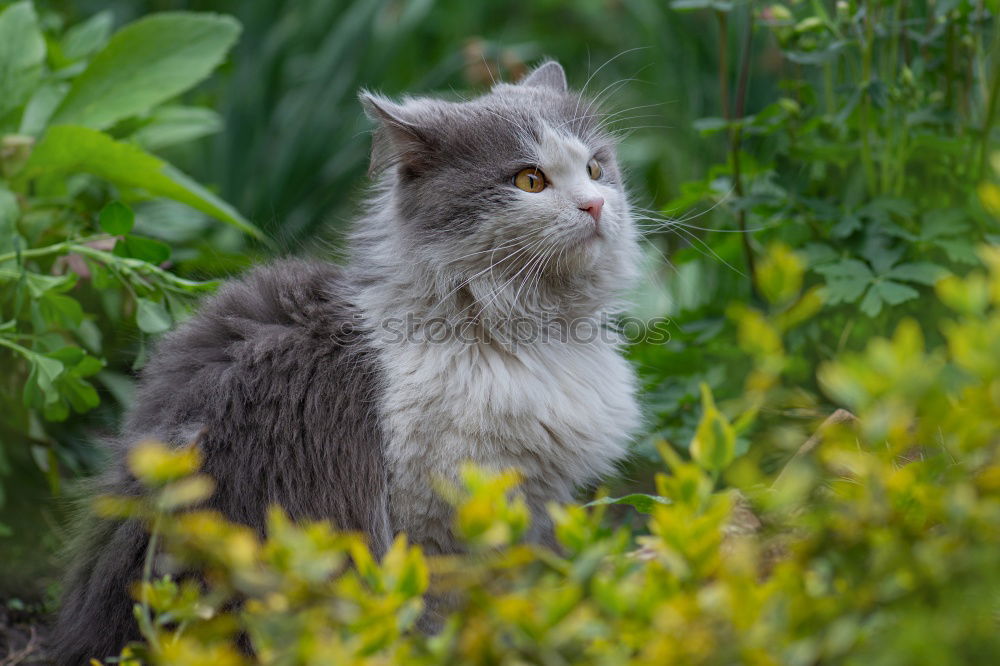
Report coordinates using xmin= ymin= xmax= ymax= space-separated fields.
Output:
xmin=125 ymin=258 xmax=390 ymax=535
xmin=126 ymin=259 xmax=366 ymax=444
xmin=54 ymin=259 xmax=393 ymax=665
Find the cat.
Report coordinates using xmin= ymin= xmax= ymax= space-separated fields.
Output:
xmin=51 ymin=60 xmax=640 ymax=664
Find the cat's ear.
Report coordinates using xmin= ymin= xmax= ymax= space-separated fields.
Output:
xmin=360 ymin=91 xmax=433 ymax=177
xmin=520 ymin=61 xmax=567 ymax=92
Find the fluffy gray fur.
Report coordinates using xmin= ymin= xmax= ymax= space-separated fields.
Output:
xmin=52 ymin=60 xmax=639 ymax=663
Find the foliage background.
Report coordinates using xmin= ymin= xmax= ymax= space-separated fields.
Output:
xmin=0 ymin=0 xmax=998 ymax=660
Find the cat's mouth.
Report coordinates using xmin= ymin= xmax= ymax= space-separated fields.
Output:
xmin=566 ymin=219 xmax=605 ymax=248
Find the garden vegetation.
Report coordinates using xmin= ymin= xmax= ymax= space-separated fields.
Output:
xmin=0 ymin=0 xmax=998 ymax=663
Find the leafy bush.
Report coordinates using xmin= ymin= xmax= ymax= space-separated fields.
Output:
xmin=0 ymin=3 xmax=261 ymax=531
xmin=95 ymin=241 xmax=1000 ymax=665
xmin=631 ymin=0 xmax=1000 ymax=465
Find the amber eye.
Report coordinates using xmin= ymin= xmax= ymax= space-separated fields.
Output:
xmin=513 ymin=168 xmax=547 ymax=193
xmin=587 ymin=157 xmax=602 ymax=180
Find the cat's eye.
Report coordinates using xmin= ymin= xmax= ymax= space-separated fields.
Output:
xmin=587 ymin=158 xmax=602 ymax=180
xmin=513 ymin=168 xmax=547 ymax=193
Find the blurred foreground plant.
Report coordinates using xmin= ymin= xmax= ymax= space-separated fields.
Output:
xmin=92 ymin=246 xmax=1000 ymax=665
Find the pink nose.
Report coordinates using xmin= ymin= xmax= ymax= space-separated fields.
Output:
xmin=579 ymin=197 xmax=605 ymax=224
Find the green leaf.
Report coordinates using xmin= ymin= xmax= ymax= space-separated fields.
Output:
xmin=23 ymin=272 xmax=76 ymax=298
xmin=0 ymin=1 xmax=46 ymax=116
xmin=584 ymin=494 xmax=672 ymax=513
xmin=22 ymin=125 xmax=265 ymax=240
xmin=24 ymin=352 xmax=65 ymax=407
xmin=937 ymin=238 xmax=979 ymax=265
xmin=824 ymin=277 xmax=871 ymax=304
xmin=19 ymin=82 xmax=69 ymax=136
xmin=670 ymin=0 xmax=733 ymax=11
xmin=113 ymin=235 xmax=171 ymax=264
xmin=886 ymin=262 xmax=946 ymax=286
xmin=59 ymin=373 xmax=100 ymax=413
xmin=39 ymin=292 xmax=84 ymax=328
xmin=133 ymin=106 xmax=223 ymax=151
xmin=689 ymin=383 xmax=736 ymax=473
xmin=62 ymin=10 xmax=114 ymax=61
xmin=859 ymin=286 xmax=883 ymax=317
xmin=135 ymin=298 xmax=172 ymax=334
xmin=875 ymin=280 xmax=920 ymax=306
xmin=831 ymin=213 xmax=861 ymax=238
xmin=49 ymin=12 xmax=241 ymax=130
xmin=48 ymin=346 xmax=86 ymax=366
xmin=815 ymin=259 xmax=873 ymax=280
xmin=920 ymin=209 xmax=969 ymax=240
xmin=99 ymin=201 xmax=134 ymax=235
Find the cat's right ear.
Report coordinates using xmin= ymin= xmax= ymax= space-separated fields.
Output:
xmin=360 ymin=92 xmax=433 ymax=178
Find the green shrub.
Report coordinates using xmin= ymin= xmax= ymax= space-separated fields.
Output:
xmin=98 ymin=243 xmax=1000 ymax=665
xmin=0 ymin=3 xmax=260 ymax=530
xmin=631 ymin=0 xmax=1000 ymax=462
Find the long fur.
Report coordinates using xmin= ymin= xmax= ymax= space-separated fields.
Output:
xmin=52 ymin=61 xmax=639 ymax=663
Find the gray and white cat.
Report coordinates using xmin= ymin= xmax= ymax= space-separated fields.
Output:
xmin=52 ymin=61 xmax=640 ymax=663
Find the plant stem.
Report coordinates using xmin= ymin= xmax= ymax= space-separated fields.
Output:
xmin=0 ymin=239 xmax=219 ymax=294
xmin=731 ymin=8 xmax=757 ymax=298
xmin=979 ymin=11 xmax=1000 ymax=180
xmin=859 ymin=1 xmax=878 ymax=195
xmin=823 ymin=63 xmax=835 ymax=117
xmin=0 ymin=236 xmax=109 ymax=265
xmin=138 ymin=515 xmax=163 ymax=650
xmin=717 ymin=10 xmax=730 ymax=122
xmin=883 ymin=0 xmax=902 ymax=191
xmin=0 ymin=336 xmax=34 ymax=358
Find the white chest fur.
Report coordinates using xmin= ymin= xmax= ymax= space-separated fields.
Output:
xmin=374 ymin=332 xmax=639 ymax=553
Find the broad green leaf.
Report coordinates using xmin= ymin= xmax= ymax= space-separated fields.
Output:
xmin=50 ymin=12 xmax=241 ymax=130
xmin=19 ymin=83 xmax=69 ymax=136
xmin=937 ymin=238 xmax=979 ymax=265
xmin=801 ymin=242 xmax=838 ymax=265
xmin=0 ymin=2 xmax=45 ymax=73
xmin=22 ymin=125 xmax=265 ymax=240
xmin=136 ymin=297 xmax=172 ymax=333
xmin=0 ymin=1 xmax=46 ymax=116
xmin=920 ymin=208 xmax=969 ymax=240
xmin=23 ymin=272 xmax=76 ymax=298
xmin=886 ymin=262 xmax=946 ymax=286
xmin=59 ymin=373 xmax=100 ymax=413
xmin=584 ymin=494 xmax=672 ymax=513
xmin=62 ymin=10 xmax=113 ymax=61
xmin=99 ymin=201 xmax=134 ymax=235
xmin=133 ymin=106 xmax=223 ymax=151
xmin=48 ymin=346 xmax=86 ymax=366
xmin=859 ymin=286 xmax=883 ymax=317
xmin=689 ymin=383 xmax=736 ymax=473
xmin=875 ymin=280 xmax=920 ymax=306
xmin=113 ymin=235 xmax=171 ymax=264
xmin=39 ymin=292 xmax=84 ymax=328
xmin=815 ymin=259 xmax=873 ymax=280
xmin=824 ymin=277 xmax=870 ymax=304
xmin=831 ymin=213 xmax=861 ymax=238
xmin=25 ymin=352 xmax=65 ymax=407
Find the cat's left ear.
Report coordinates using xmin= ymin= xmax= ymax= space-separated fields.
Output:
xmin=520 ymin=61 xmax=567 ymax=92
xmin=360 ymin=91 xmax=434 ymax=177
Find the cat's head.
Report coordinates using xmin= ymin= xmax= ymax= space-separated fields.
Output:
xmin=360 ymin=61 xmax=637 ymax=312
